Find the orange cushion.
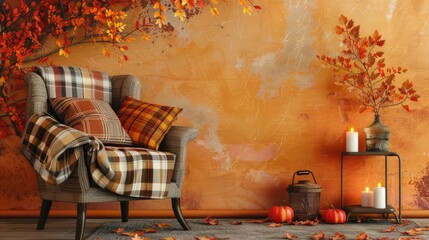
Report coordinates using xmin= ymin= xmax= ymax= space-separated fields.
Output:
xmin=50 ymin=97 xmax=133 ymax=146
xmin=117 ymin=96 xmax=182 ymax=150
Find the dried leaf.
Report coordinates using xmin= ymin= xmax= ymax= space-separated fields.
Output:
xmin=141 ymin=226 xmax=157 ymax=233
xmin=203 ymin=216 xmax=219 ymax=225
xmin=329 ymin=232 xmax=346 ymax=240
xmin=112 ymin=227 xmax=124 ymax=233
xmin=121 ymin=231 xmax=143 ymax=237
xmin=159 ymin=238 xmax=177 ymax=240
xmin=311 ymin=231 xmax=326 ymax=240
xmin=284 ymin=232 xmax=298 ymax=239
xmin=375 ymin=237 xmax=390 ymax=240
xmin=156 ymin=223 xmax=172 ymax=228
xmin=354 ymin=232 xmax=370 ymax=240
xmin=292 ymin=219 xmax=320 ymax=226
xmin=403 ymin=228 xmax=424 ymax=236
xmin=194 ymin=236 xmax=222 ymax=240
xmin=381 ymin=225 xmax=396 ymax=232
xmin=267 ymin=222 xmax=283 ymax=227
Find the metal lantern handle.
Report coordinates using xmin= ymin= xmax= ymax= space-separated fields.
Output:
xmin=292 ymin=170 xmax=317 ymax=184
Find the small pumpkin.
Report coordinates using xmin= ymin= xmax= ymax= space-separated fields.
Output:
xmin=268 ymin=202 xmax=294 ymax=223
xmin=323 ymin=205 xmax=346 ymax=224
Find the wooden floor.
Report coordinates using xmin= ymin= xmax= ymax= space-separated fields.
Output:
xmin=1 ymin=218 xmax=429 ymax=240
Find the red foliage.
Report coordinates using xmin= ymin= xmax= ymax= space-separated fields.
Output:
xmin=317 ymin=15 xmax=419 ymax=115
xmin=0 ymin=0 xmax=261 ymax=138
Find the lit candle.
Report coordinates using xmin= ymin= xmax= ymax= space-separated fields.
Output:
xmin=373 ymin=182 xmax=386 ymax=209
xmin=361 ymin=187 xmax=374 ymax=207
xmin=346 ymin=128 xmax=358 ymax=152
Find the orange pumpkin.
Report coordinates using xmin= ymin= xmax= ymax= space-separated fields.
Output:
xmin=323 ymin=205 xmax=346 ymax=224
xmin=268 ymin=204 xmax=294 ymax=223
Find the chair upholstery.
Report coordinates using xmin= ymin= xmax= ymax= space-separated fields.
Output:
xmin=23 ymin=66 xmax=198 ymax=240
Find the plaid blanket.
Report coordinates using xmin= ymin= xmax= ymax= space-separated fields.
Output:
xmin=21 ymin=113 xmax=175 ymax=198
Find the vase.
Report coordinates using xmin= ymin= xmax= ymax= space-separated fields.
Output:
xmin=364 ymin=115 xmax=390 ymax=152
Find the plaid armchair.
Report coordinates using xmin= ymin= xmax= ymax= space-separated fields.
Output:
xmin=22 ymin=66 xmax=198 ymax=240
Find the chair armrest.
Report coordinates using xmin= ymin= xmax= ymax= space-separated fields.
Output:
xmin=159 ymin=126 xmax=199 ymax=186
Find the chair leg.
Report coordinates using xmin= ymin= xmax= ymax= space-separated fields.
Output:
xmin=172 ymin=198 xmax=190 ymax=230
xmin=36 ymin=199 xmax=52 ymax=230
xmin=75 ymin=203 xmax=86 ymax=240
xmin=120 ymin=201 xmax=129 ymax=222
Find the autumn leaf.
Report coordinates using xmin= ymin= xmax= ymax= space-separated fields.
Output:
xmin=194 ymin=236 xmax=223 ymax=240
xmin=311 ymin=231 xmax=326 ymax=240
xmin=120 ymin=231 xmax=143 ymax=237
xmin=243 ymin=6 xmax=252 ymax=16
xmin=403 ymin=228 xmax=424 ymax=236
xmin=210 ymin=7 xmax=220 ymax=16
xmin=381 ymin=225 xmax=396 ymax=232
xmin=354 ymin=232 xmax=370 ymax=240
xmin=140 ymin=226 xmax=157 ymax=233
xmin=267 ymin=222 xmax=283 ymax=227
xmin=131 ymin=234 xmax=151 ymax=240
xmin=159 ymin=238 xmax=177 ymax=240
xmin=155 ymin=223 xmax=172 ymax=228
xmin=112 ymin=227 xmax=124 ymax=233
xmin=375 ymin=237 xmax=390 ymax=240
xmin=284 ymin=232 xmax=298 ymax=239
xmin=203 ymin=216 xmax=220 ymax=225
xmin=329 ymin=232 xmax=346 ymax=240
xmin=292 ymin=219 xmax=319 ymax=226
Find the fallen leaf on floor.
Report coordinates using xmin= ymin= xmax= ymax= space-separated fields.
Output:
xmin=112 ymin=227 xmax=124 ymax=233
xmin=140 ymin=226 xmax=157 ymax=233
xmin=204 ymin=216 xmax=220 ymax=225
xmin=311 ymin=231 xmax=326 ymax=240
xmin=130 ymin=234 xmax=151 ymax=240
xmin=403 ymin=228 xmax=424 ymax=236
xmin=398 ymin=237 xmax=423 ymax=240
xmin=156 ymin=223 xmax=172 ymax=228
xmin=159 ymin=238 xmax=177 ymax=240
xmin=284 ymin=232 xmax=298 ymax=239
xmin=228 ymin=221 xmax=242 ymax=225
xmin=194 ymin=235 xmax=229 ymax=240
xmin=375 ymin=237 xmax=390 ymax=240
xmin=267 ymin=222 xmax=283 ymax=227
xmin=292 ymin=219 xmax=320 ymax=226
xmin=121 ymin=231 xmax=143 ymax=237
xmin=381 ymin=225 xmax=396 ymax=232
xmin=354 ymin=232 xmax=370 ymax=240
xmin=247 ymin=217 xmax=270 ymax=223
xmin=329 ymin=231 xmax=346 ymax=240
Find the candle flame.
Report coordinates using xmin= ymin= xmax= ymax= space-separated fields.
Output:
xmin=377 ymin=182 xmax=382 ymax=187
xmin=350 ymin=127 xmax=354 ymax=132
xmin=365 ymin=187 xmax=369 ymax=192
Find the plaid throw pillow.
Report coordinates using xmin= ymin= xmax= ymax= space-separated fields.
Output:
xmin=117 ymin=96 xmax=182 ymax=150
xmin=50 ymin=97 xmax=133 ymax=146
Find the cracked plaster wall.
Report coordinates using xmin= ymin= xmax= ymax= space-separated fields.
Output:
xmin=2 ymin=0 xmax=429 ymax=212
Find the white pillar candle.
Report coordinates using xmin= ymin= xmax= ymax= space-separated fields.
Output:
xmin=373 ymin=182 xmax=386 ymax=209
xmin=361 ymin=187 xmax=374 ymax=207
xmin=346 ymin=128 xmax=359 ymax=152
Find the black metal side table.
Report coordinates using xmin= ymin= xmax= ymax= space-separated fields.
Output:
xmin=340 ymin=151 xmax=401 ymax=223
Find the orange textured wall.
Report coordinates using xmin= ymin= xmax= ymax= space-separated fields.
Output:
xmin=1 ymin=0 xmax=429 ymax=213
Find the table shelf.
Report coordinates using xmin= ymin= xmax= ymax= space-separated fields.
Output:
xmin=340 ymin=151 xmax=401 ymax=223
